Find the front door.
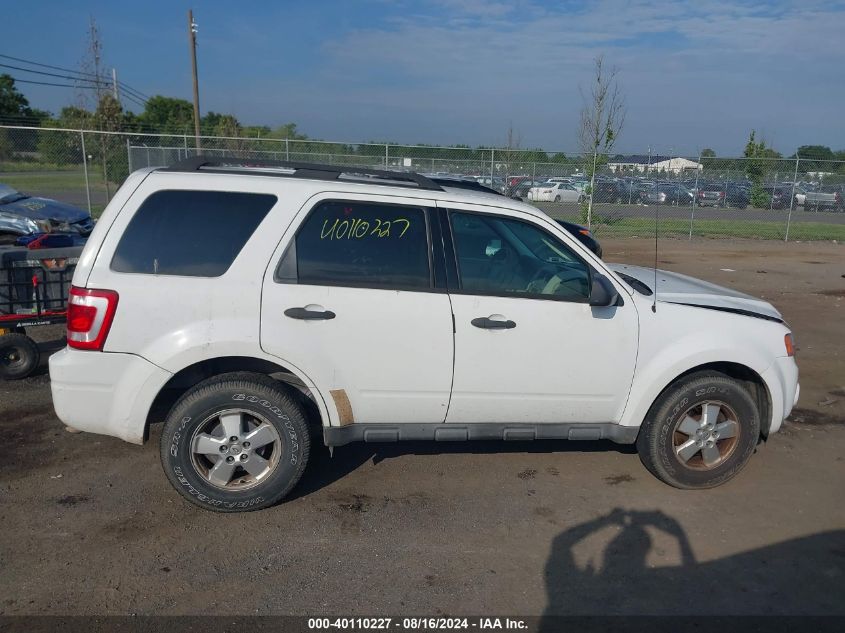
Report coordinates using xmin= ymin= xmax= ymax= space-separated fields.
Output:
xmin=261 ymin=194 xmax=454 ymax=425
xmin=442 ymin=204 xmax=639 ymax=424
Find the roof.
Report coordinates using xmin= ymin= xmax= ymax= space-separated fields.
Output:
xmin=151 ymin=157 xmax=548 ymax=221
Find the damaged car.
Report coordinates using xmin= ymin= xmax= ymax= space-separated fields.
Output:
xmin=0 ymin=184 xmax=94 ymax=244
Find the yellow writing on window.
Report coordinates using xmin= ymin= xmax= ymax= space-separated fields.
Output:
xmin=320 ymin=217 xmax=411 ymax=240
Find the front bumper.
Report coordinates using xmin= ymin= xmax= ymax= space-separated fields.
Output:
xmin=49 ymin=347 xmax=172 ymax=444
xmin=761 ymin=356 xmax=799 ymax=435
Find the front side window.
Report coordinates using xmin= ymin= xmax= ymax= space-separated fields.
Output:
xmin=449 ymin=211 xmax=590 ymax=301
xmin=282 ymin=201 xmax=431 ymax=289
xmin=111 ymin=190 xmax=277 ymax=277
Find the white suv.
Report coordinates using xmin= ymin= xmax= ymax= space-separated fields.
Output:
xmin=49 ymin=159 xmax=799 ymax=512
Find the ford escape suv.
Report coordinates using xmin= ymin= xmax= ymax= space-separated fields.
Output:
xmin=49 ymin=158 xmax=799 ymax=512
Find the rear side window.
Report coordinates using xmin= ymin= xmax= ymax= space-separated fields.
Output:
xmin=278 ymin=201 xmax=431 ymax=289
xmin=111 ymin=190 xmax=276 ymax=276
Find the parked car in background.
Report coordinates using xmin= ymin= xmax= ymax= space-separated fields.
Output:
xmin=528 ymin=182 xmax=583 ymax=203
xmin=591 ymin=179 xmax=622 ymax=203
xmin=0 ymin=185 xmax=94 ymax=245
xmin=506 ymin=179 xmax=546 ymax=200
xmin=803 ymin=185 xmax=843 ymax=212
xmin=792 ymin=184 xmax=814 ymax=207
xmin=475 ymin=176 xmax=506 ymax=194
xmin=639 ymin=183 xmax=694 ymax=206
xmin=761 ymin=185 xmax=795 ymax=210
xmin=692 ymin=182 xmax=749 ymax=209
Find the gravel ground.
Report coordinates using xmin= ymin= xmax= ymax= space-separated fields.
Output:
xmin=1 ymin=237 xmax=843 ymax=617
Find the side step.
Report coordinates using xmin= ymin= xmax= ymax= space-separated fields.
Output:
xmin=323 ymin=422 xmax=638 ymax=447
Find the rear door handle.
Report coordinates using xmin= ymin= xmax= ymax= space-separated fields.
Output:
xmin=284 ymin=307 xmax=336 ymax=320
xmin=471 ymin=316 xmax=516 ymax=329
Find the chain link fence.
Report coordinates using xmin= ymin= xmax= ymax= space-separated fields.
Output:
xmin=2 ymin=124 xmax=844 ymax=242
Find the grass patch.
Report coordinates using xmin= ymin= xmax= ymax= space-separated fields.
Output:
xmin=0 ymin=167 xmax=108 ymax=193
xmin=594 ymin=217 xmax=845 ymax=241
xmin=0 ymin=161 xmax=86 ymax=173
xmin=546 ymin=210 xmax=845 ymax=241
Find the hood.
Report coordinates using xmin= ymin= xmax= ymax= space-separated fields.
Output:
xmin=0 ymin=196 xmax=89 ymax=223
xmin=607 ymin=263 xmax=783 ymax=321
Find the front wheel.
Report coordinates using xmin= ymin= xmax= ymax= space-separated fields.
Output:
xmin=636 ymin=373 xmax=760 ymax=489
xmin=160 ymin=372 xmax=311 ymax=512
xmin=554 ymin=195 xmax=561 ymax=202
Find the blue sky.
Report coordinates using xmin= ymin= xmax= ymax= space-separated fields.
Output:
xmin=4 ymin=0 xmax=844 ymax=155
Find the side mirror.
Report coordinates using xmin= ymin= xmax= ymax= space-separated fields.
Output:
xmin=589 ymin=271 xmax=621 ymax=307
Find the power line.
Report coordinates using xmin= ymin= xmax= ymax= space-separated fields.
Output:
xmin=0 ymin=52 xmax=151 ymax=100
xmin=4 ymin=63 xmax=148 ymax=110
xmin=2 ymin=62 xmax=146 ymax=109
xmin=1 ymin=62 xmax=107 ymax=86
xmin=0 ymin=52 xmax=151 ymax=102
xmin=8 ymin=74 xmax=145 ymax=110
xmin=8 ymin=77 xmax=99 ymax=89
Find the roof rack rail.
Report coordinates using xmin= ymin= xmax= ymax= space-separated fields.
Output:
xmin=162 ymin=156 xmax=444 ymax=192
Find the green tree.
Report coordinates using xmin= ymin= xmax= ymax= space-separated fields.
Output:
xmin=578 ymin=55 xmax=626 ymax=225
xmin=744 ymin=131 xmax=774 ymax=208
xmin=0 ymin=74 xmax=34 ymax=121
xmin=0 ymin=74 xmax=49 ymax=157
xmin=37 ymin=106 xmax=92 ymax=165
xmin=138 ymin=95 xmax=195 ymax=132
xmin=269 ymin=123 xmax=308 ymax=140
xmin=701 ymin=148 xmax=716 ymax=157
xmin=794 ymin=145 xmax=834 ymax=161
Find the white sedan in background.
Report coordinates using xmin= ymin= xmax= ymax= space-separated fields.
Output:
xmin=528 ymin=182 xmax=584 ymax=202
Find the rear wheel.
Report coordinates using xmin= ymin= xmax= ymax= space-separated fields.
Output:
xmin=0 ymin=333 xmax=40 ymax=380
xmin=554 ymin=195 xmax=561 ymax=202
xmin=160 ymin=372 xmax=311 ymax=512
xmin=636 ymin=373 xmax=760 ymax=489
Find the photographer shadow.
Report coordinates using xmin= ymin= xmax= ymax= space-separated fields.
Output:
xmin=541 ymin=508 xmax=844 ymax=625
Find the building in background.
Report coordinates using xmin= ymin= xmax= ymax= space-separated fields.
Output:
xmin=608 ymin=155 xmax=703 ymax=175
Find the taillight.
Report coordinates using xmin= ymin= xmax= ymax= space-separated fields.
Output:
xmin=67 ymin=286 xmax=119 ymax=351
xmin=719 ymin=191 xmax=725 ymax=198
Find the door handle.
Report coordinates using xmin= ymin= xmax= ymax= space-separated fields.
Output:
xmin=284 ymin=307 xmax=336 ymax=320
xmin=471 ymin=316 xmax=516 ymax=330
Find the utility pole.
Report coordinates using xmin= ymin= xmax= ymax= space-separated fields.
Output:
xmin=188 ymin=9 xmax=201 ymax=150
xmin=111 ymin=68 xmax=120 ymax=102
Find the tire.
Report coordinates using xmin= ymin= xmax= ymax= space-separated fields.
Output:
xmin=554 ymin=195 xmax=561 ymax=202
xmin=636 ymin=372 xmax=760 ymax=489
xmin=578 ymin=195 xmax=585 ymax=203
xmin=0 ymin=333 xmax=40 ymax=380
xmin=160 ymin=372 xmax=311 ymax=512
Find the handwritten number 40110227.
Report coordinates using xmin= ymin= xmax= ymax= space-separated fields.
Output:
xmin=320 ymin=217 xmax=411 ymax=240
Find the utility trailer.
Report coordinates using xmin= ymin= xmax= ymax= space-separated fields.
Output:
xmin=0 ymin=244 xmax=82 ymax=379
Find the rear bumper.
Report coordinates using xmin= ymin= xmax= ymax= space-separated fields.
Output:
xmin=49 ymin=347 xmax=172 ymax=444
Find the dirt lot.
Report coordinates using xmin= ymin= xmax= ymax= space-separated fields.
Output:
xmin=1 ymin=237 xmax=843 ymax=617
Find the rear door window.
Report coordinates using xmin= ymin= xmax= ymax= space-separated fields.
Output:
xmin=111 ymin=190 xmax=276 ymax=276
xmin=278 ymin=200 xmax=431 ymax=289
